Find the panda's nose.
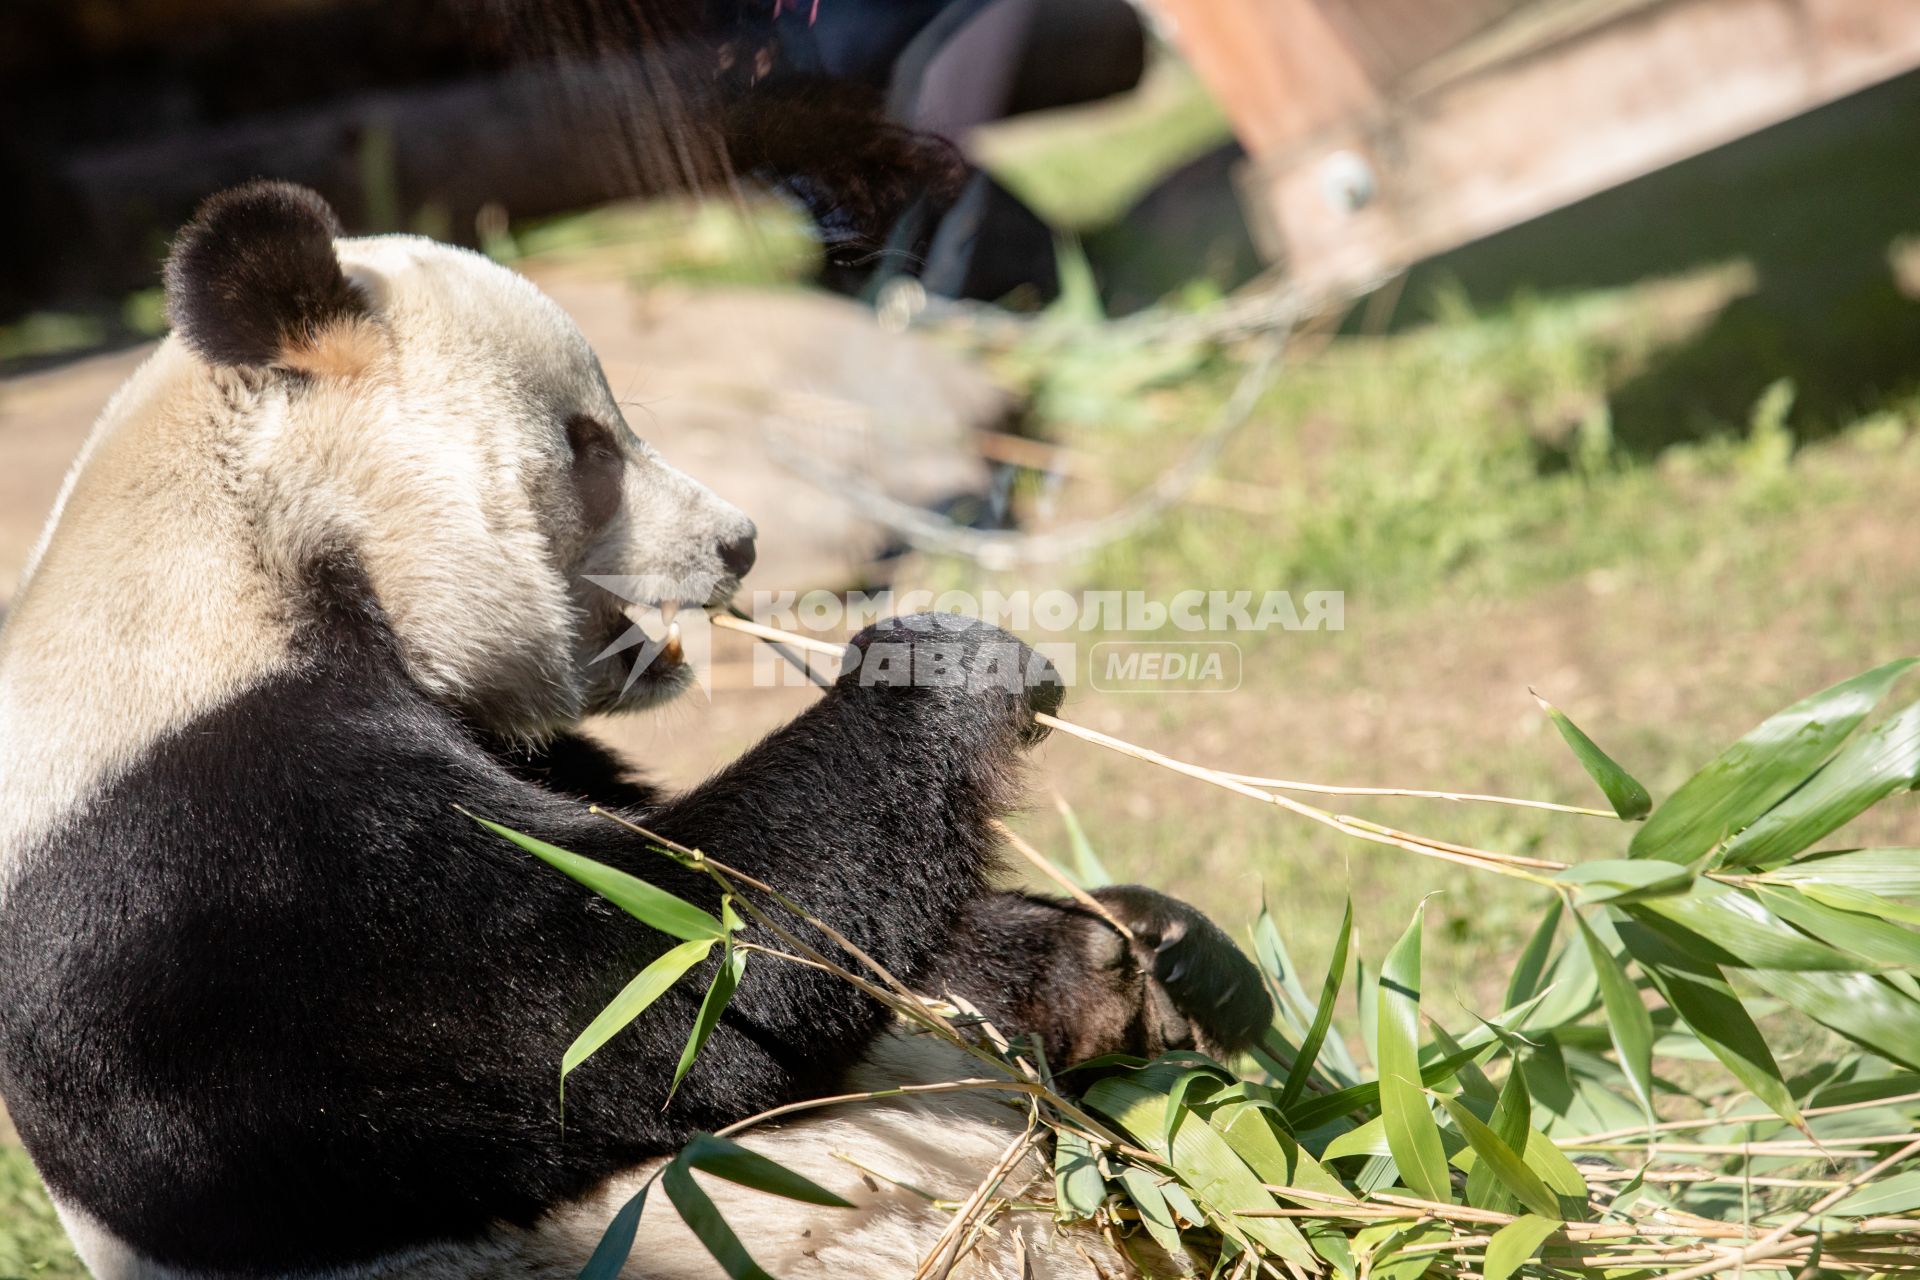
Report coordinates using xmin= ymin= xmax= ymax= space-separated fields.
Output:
xmin=719 ymin=531 xmax=757 ymax=581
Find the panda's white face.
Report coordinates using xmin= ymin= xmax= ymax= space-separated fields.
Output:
xmin=0 ymin=190 xmax=756 ymax=869
xmin=278 ymin=233 xmax=758 ymax=736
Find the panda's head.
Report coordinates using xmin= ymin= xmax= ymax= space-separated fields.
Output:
xmin=162 ymin=181 xmax=757 ymax=737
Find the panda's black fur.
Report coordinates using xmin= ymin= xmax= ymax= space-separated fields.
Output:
xmin=0 ymin=184 xmax=1270 ymax=1275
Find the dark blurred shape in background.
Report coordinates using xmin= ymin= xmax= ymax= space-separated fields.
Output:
xmin=0 ymin=0 xmax=1159 ymax=322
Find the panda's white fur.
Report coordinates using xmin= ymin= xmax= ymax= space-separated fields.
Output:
xmin=0 ymin=192 xmax=1168 ymax=1279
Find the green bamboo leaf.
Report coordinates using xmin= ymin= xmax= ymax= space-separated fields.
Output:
xmin=1793 ymin=880 xmax=1920 ymax=927
xmin=1322 ymin=1116 xmax=1388 ymax=1162
xmin=578 ymin=1177 xmax=653 ymax=1280
xmin=1083 ymin=1076 xmax=1316 ymax=1266
xmin=1514 ymin=934 xmax=1600 ymax=1034
xmin=1629 ymin=880 xmax=1879 ymax=971
xmin=1464 ymin=1069 xmax=1531 ymax=1211
xmin=1210 ymin=1102 xmax=1349 ymax=1200
xmin=1573 ymin=912 xmax=1654 ymax=1123
xmin=679 ymin=1133 xmax=854 ymax=1206
xmin=1535 ymin=693 xmax=1652 ymax=820
xmin=668 ymin=943 xmax=747 ymax=1101
xmin=1521 ymin=1129 xmax=1590 ymax=1212
xmin=1378 ymin=903 xmax=1452 ymax=1204
xmin=1438 ymin=1096 xmax=1561 ymax=1219
xmin=1360 ymin=1221 xmax=1450 ymax=1280
xmin=1764 ymin=848 xmax=1920 ymax=897
xmin=661 ymin=1158 xmax=774 ymax=1280
xmin=653 ymin=1137 xmax=854 ymax=1280
xmin=1279 ymin=898 xmax=1353 ymax=1111
xmin=1253 ymin=902 xmax=1318 ymax=1036
xmin=1165 ymin=1068 xmax=1228 ymax=1148
xmin=1115 ymin=1166 xmax=1188 ymax=1261
xmin=1824 ymin=1169 xmax=1920 ymax=1217
xmin=1505 ymin=899 xmax=1564 ymax=1009
xmin=1555 ymin=860 xmax=1693 ymax=905
xmin=1483 ymin=1215 xmax=1560 ymax=1280
xmin=1752 ymin=883 xmax=1920 ymax=968
xmin=1355 ymin=956 xmax=1379 ymax=1070
xmin=1053 ymin=792 xmax=1114 ymax=888
xmin=468 ymin=814 xmax=723 ymax=942
xmin=1750 ymin=968 xmax=1920 ymax=1069
xmin=1288 ymin=1041 xmax=1494 ymax=1132
xmin=1630 ymin=659 xmax=1918 ymax=862
xmin=1615 ymin=922 xmax=1802 ymax=1129
xmin=1054 ymin=1129 xmax=1106 ymax=1221
xmin=563 ymin=939 xmax=714 ymax=1086
xmin=1718 ymin=700 xmax=1920 ymax=869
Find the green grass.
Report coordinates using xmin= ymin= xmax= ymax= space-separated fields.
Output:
xmin=0 ymin=1143 xmax=77 ymax=1277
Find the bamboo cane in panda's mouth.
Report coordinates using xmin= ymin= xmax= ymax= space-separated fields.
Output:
xmin=706 ymin=611 xmax=1574 ymax=880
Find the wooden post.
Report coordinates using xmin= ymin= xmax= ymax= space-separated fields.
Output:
xmin=1154 ymin=0 xmax=1920 ymax=297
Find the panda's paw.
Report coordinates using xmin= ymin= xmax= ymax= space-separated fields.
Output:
xmin=1092 ymin=885 xmax=1273 ymax=1059
xmin=838 ymin=613 xmax=1063 ymax=747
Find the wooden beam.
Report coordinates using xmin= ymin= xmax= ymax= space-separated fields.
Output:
xmin=1179 ymin=0 xmax=1920 ymax=296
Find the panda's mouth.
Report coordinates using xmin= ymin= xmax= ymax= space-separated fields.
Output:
xmin=615 ymin=600 xmax=703 ymax=676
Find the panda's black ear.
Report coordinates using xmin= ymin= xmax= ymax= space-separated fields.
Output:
xmin=164 ymin=181 xmax=367 ymax=369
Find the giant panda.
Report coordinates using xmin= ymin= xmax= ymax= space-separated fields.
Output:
xmin=0 ymin=182 xmax=1270 ymax=1279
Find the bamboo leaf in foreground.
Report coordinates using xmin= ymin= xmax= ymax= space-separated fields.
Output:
xmin=1753 ymin=882 xmax=1920 ymax=968
xmin=1764 ymin=848 xmax=1920 ymax=897
xmin=1629 ymin=880 xmax=1879 ymax=971
xmin=1438 ymin=1095 xmax=1561 ymax=1218
xmin=1750 ymin=967 xmax=1920 ymax=1069
xmin=563 ymin=938 xmax=715 ymax=1087
xmin=1462 ymin=1066 xmax=1531 ymax=1211
xmin=661 ymin=1159 xmax=775 ymax=1280
xmin=669 ymin=941 xmax=748 ymax=1101
xmin=1377 ymin=903 xmax=1452 ymax=1204
xmin=678 ymin=1134 xmax=853 ymax=1207
xmin=1115 ymin=1166 xmax=1188 ymax=1261
xmin=1574 ymin=912 xmax=1655 ymax=1123
xmin=1504 ymin=898 xmax=1563 ymax=1010
xmin=1716 ymin=699 xmax=1920 ymax=869
xmin=1083 ymin=1075 xmax=1316 ymax=1266
xmin=1054 ymin=1128 xmax=1106 ymax=1221
xmin=1535 ymin=694 xmax=1652 ymax=820
xmin=1279 ymin=897 xmax=1352 ymax=1112
xmin=1616 ymin=921 xmax=1802 ymax=1129
xmin=468 ymin=814 xmax=724 ymax=942
xmin=1629 ymin=658 xmax=1917 ymax=862
xmin=1555 ymin=859 xmax=1693 ymax=906
xmin=1483 ymin=1215 xmax=1560 ymax=1280
xmin=577 ymin=1178 xmax=652 ymax=1280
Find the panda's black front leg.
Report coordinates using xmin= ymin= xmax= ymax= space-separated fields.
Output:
xmin=641 ymin=614 xmax=1062 ymax=1075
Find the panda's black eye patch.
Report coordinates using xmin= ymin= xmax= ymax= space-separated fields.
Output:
xmin=565 ymin=414 xmax=623 ymax=526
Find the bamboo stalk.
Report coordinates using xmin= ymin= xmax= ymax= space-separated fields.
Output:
xmin=709 ymin=611 xmax=1598 ymax=857
xmin=1655 ymin=1134 xmax=1920 ymax=1280
xmin=1030 ymin=711 xmax=1570 ymax=877
xmin=1218 ymin=771 xmax=1614 ymax=818
xmin=1559 ymin=1090 xmax=1920 ymax=1145
xmin=989 ymin=818 xmax=1137 ymax=944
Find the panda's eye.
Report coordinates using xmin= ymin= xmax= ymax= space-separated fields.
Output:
xmin=566 ymin=414 xmax=621 ymax=462
xmin=565 ymin=414 xmax=623 ymax=526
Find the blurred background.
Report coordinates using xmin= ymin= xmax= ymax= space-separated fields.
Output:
xmin=3 ymin=0 xmax=1919 ymax=1268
